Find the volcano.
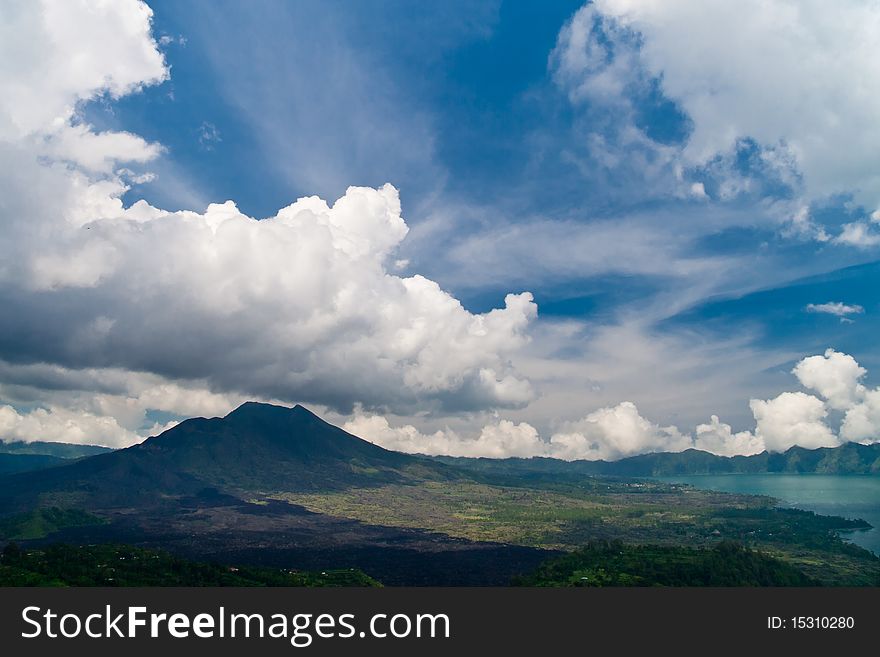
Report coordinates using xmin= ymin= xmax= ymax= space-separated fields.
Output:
xmin=0 ymin=402 xmax=453 ymax=511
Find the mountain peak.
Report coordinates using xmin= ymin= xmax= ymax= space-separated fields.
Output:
xmin=99 ymin=400 xmax=430 ymax=493
xmin=225 ymin=401 xmax=313 ymax=419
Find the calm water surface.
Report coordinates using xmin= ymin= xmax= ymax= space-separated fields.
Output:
xmin=656 ymin=474 xmax=880 ymax=555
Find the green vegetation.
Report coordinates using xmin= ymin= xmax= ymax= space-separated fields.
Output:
xmin=514 ymin=541 xmax=818 ymax=586
xmin=276 ymin=481 xmax=617 ymax=547
xmin=0 ymin=508 xmax=105 ymax=540
xmin=274 ymin=480 xmax=880 ymax=585
xmin=0 ymin=543 xmax=381 ymax=587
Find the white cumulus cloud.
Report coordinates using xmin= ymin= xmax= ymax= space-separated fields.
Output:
xmin=747 ymin=349 xmax=880 ymax=450
xmin=345 ymin=415 xmax=547 ymax=460
xmin=793 ymin=349 xmax=867 ymax=410
xmin=840 ymin=389 xmax=880 ymax=443
xmin=789 ymin=349 xmax=880 ymax=444
xmin=0 ymin=0 xmax=538 ymax=434
xmin=554 ymin=1 xmax=880 ymax=242
xmin=750 ymin=392 xmax=838 ymax=452
xmin=0 ymin=404 xmax=159 ymax=448
xmin=348 ymin=401 xmax=694 ymax=461
xmin=0 ymin=0 xmax=168 ymax=140
xmin=549 ymin=401 xmax=692 ymax=460
xmin=347 ymin=349 xmax=880 ymax=460
xmin=586 ymin=0 xmax=880 ymax=211
xmin=692 ymin=415 xmax=763 ymax=457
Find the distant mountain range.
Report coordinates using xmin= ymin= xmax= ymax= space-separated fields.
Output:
xmin=1 ymin=402 xmax=875 ymax=514
xmin=0 ymin=441 xmax=113 ymax=475
xmin=2 ymin=408 xmax=878 ymax=482
xmin=435 ymin=442 xmax=880 ymax=478
xmin=0 ymin=441 xmax=112 ymax=459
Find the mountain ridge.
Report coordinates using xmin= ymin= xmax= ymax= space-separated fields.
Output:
xmin=0 ymin=440 xmax=112 ymax=459
xmin=433 ymin=441 xmax=880 ymax=478
xmin=3 ymin=403 xmax=877 ymax=481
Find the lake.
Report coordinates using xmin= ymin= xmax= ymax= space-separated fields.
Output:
xmin=656 ymin=474 xmax=880 ymax=555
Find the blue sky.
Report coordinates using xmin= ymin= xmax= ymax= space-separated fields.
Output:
xmin=1 ymin=0 xmax=879 ymax=457
xmin=99 ymin=1 xmax=878 ymax=375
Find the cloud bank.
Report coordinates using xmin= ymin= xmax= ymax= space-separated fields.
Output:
xmin=0 ymin=0 xmax=538 ymax=449
xmin=345 ymin=402 xmax=691 ymax=462
xmin=349 ymin=349 xmax=880 ymax=461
